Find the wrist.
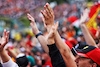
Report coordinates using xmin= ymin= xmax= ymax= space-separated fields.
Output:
xmin=35 ymin=31 xmax=43 ymax=38
xmin=35 ymin=31 xmax=40 ymax=35
xmin=47 ymin=38 xmax=55 ymax=45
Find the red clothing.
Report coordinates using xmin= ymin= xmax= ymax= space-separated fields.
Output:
xmin=42 ymin=60 xmax=53 ymax=67
xmin=69 ymin=39 xmax=77 ymax=46
xmin=26 ymin=40 xmax=33 ymax=48
xmin=67 ymin=16 xmax=78 ymax=24
xmin=90 ymin=28 xmax=97 ymax=36
xmin=65 ymin=41 xmax=73 ymax=49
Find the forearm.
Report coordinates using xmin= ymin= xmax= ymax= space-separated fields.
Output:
xmin=54 ymin=31 xmax=70 ymax=52
xmin=54 ymin=31 xmax=76 ymax=67
xmin=37 ymin=35 xmax=49 ymax=53
xmin=7 ymin=49 xmax=17 ymax=59
xmin=80 ymin=24 xmax=97 ymax=47
xmin=0 ymin=49 xmax=10 ymax=63
xmin=33 ymin=30 xmax=49 ymax=53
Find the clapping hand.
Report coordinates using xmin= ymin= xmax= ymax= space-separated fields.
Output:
xmin=46 ymin=21 xmax=59 ymax=45
xmin=80 ymin=9 xmax=88 ymax=24
xmin=27 ymin=13 xmax=39 ymax=35
xmin=41 ymin=3 xmax=54 ymax=28
xmin=0 ymin=29 xmax=9 ymax=52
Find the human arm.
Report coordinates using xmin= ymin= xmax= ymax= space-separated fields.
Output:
xmin=0 ymin=29 xmax=10 ymax=63
xmin=54 ymin=28 xmax=76 ymax=67
xmin=46 ymin=22 xmax=66 ymax=67
xmin=41 ymin=3 xmax=76 ymax=67
xmin=41 ymin=3 xmax=54 ymax=32
xmin=79 ymin=9 xmax=97 ymax=47
xmin=46 ymin=22 xmax=76 ymax=67
xmin=27 ymin=14 xmax=49 ymax=53
xmin=80 ymin=24 xmax=97 ymax=47
xmin=0 ymin=29 xmax=18 ymax=67
xmin=6 ymin=47 xmax=17 ymax=59
xmin=47 ymin=43 xmax=66 ymax=67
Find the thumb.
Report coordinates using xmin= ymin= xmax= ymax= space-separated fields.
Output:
xmin=55 ymin=21 xmax=59 ymax=30
xmin=44 ymin=23 xmax=47 ymax=29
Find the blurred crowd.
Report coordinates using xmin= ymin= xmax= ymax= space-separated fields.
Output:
xmin=0 ymin=0 xmax=100 ymax=67
xmin=0 ymin=0 xmax=45 ymax=18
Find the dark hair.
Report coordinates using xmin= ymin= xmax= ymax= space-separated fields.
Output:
xmin=89 ymin=59 xmax=100 ymax=67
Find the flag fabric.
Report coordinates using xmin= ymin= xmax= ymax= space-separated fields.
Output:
xmin=86 ymin=5 xmax=100 ymax=29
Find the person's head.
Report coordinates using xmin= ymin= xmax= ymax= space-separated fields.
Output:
xmin=74 ymin=45 xmax=100 ymax=67
xmin=75 ymin=55 xmax=99 ymax=67
xmin=16 ymin=53 xmax=29 ymax=67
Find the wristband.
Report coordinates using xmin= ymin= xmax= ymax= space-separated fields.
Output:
xmin=35 ymin=32 xmax=43 ymax=38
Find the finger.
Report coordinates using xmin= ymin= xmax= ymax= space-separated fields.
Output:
xmin=41 ymin=10 xmax=48 ymax=19
xmin=46 ymin=3 xmax=53 ymax=14
xmin=27 ymin=13 xmax=35 ymax=25
xmin=27 ymin=13 xmax=35 ymax=22
xmin=27 ymin=14 xmax=34 ymax=22
xmin=46 ymin=3 xmax=54 ymax=18
xmin=83 ymin=9 xmax=88 ymax=16
xmin=83 ymin=9 xmax=87 ymax=14
xmin=2 ymin=35 xmax=8 ymax=47
xmin=51 ymin=11 xmax=54 ymax=18
xmin=30 ymin=23 xmax=35 ymax=30
xmin=44 ymin=5 xmax=51 ymax=17
xmin=27 ymin=13 xmax=31 ymax=20
xmin=55 ymin=21 xmax=59 ymax=30
xmin=3 ymin=29 xmax=6 ymax=38
xmin=44 ymin=10 xmax=50 ymax=19
xmin=6 ymin=31 xmax=9 ymax=42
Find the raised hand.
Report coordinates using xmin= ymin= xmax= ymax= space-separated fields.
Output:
xmin=46 ymin=21 xmax=59 ymax=45
xmin=48 ymin=21 xmax=59 ymax=38
xmin=27 ymin=13 xmax=39 ymax=35
xmin=0 ymin=29 xmax=9 ymax=52
xmin=80 ymin=9 xmax=88 ymax=24
xmin=41 ymin=3 xmax=54 ymax=27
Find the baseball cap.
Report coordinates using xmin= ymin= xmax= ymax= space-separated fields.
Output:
xmin=74 ymin=45 xmax=100 ymax=66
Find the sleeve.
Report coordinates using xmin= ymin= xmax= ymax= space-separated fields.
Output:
xmin=47 ymin=43 xmax=66 ymax=67
xmin=1 ymin=58 xmax=19 ymax=67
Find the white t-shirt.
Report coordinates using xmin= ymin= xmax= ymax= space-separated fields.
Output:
xmin=1 ymin=58 xmax=19 ymax=67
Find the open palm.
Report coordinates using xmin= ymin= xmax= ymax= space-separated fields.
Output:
xmin=0 ymin=29 xmax=9 ymax=51
xmin=80 ymin=9 xmax=88 ymax=24
xmin=41 ymin=3 xmax=54 ymax=27
xmin=27 ymin=13 xmax=39 ymax=35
